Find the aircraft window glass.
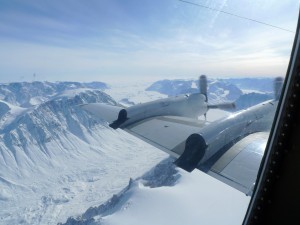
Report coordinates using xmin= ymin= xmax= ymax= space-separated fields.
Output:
xmin=0 ymin=1 xmax=298 ymax=225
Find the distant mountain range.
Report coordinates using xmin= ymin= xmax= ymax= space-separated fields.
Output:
xmin=221 ymin=77 xmax=274 ymax=92
xmin=146 ymin=79 xmax=243 ymax=103
xmin=0 ymin=81 xmax=108 ymax=107
xmin=146 ymin=77 xmax=275 ymax=109
xmin=0 ymin=88 xmax=115 ymax=181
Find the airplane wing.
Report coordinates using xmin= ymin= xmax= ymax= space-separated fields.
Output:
xmin=125 ymin=115 xmax=268 ymax=195
xmin=124 ymin=115 xmax=208 ymax=159
xmin=206 ymin=132 xmax=268 ymax=195
xmin=80 ymin=101 xmax=275 ymax=196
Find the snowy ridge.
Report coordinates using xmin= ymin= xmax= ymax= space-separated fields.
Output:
xmin=235 ymin=92 xmax=273 ymax=110
xmin=0 ymin=81 xmax=109 ymax=107
xmin=60 ymin=158 xmax=180 ymax=225
xmin=0 ymin=88 xmax=166 ymax=225
xmin=221 ymin=78 xmax=274 ymax=92
xmin=60 ymin=157 xmax=249 ymax=225
xmin=0 ymin=100 xmax=28 ymax=128
xmin=146 ymin=78 xmax=274 ymax=109
xmin=0 ymin=89 xmax=116 ymax=178
xmin=0 ymin=101 xmax=10 ymax=118
xmin=146 ymin=78 xmax=243 ymax=104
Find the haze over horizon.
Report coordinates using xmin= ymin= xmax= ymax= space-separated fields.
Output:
xmin=0 ymin=0 xmax=298 ymax=83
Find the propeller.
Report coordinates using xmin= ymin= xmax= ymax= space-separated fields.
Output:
xmin=208 ymin=102 xmax=236 ymax=110
xmin=198 ymin=75 xmax=236 ymax=113
xmin=199 ymin=75 xmax=208 ymax=102
xmin=274 ymin=77 xmax=283 ymax=100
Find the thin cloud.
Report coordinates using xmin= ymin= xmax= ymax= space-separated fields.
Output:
xmin=0 ymin=0 xmax=298 ymax=82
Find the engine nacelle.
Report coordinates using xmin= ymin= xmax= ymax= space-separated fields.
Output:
xmin=80 ymin=103 xmax=126 ymax=124
xmin=121 ymin=94 xmax=207 ymax=128
xmin=81 ymin=93 xmax=208 ymax=129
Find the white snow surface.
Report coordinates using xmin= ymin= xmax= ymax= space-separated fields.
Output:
xmin=102 ymin=170 xmax=249 ymax=225
xmin=105 ymin=80 xmax=167 ymax=106
xmin=61 ymin=158 xmax=250 ymax=225
xmin=0 ymin=100 xmax=29 ymax=128
xmin=57 ymin=88 xmax=96 ymax=98
xmin=0 ymin=128 xmax=167 ymax=225
xmin=0 ymin=80 xmax=252 ymax=225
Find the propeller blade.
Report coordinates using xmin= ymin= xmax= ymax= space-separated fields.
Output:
xmin=208 ymin=102 xmax=236 ymax=110
xmin=199 ymin=75 xmax=208 ymax=102
xmin=274 ymin=77 xmax=283 ymax=100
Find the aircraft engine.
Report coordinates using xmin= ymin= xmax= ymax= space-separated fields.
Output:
xmin=199 ymin=74 xmax=235 ymax=112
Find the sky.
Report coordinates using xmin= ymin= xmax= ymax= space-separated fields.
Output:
xmin=0 ymin=0 xmax=299 ymax=83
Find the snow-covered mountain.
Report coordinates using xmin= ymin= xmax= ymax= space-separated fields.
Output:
xmin=0 ymin=77 xmax=275 ymax=225
xmin=235 ymin=93 xmax=273 ymax=110
xmin=61 ymin=159 xmax=249 ymax=225
xmin=146 ymin=79 xmax=243 ymax=103
xmin=0 ymin=81 xmax=108 ymax=107
xmin=221 ymin=77 xmax=274 ymax=93
xmin=0 ymin=87 xmax=166 ymax=225
xmin=146 ymin=78 xmax=275 ymax=109
xmin=0 ymin=89 xmax=115 ymax=177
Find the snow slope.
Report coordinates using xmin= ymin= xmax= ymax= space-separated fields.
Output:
xmin=0 ymin=88 xmax=166 ymax=225
xmin=0 ymin=81 xmax=108 ymax=107
xmin=222 ymin=78 xmax=274 ymax=93
xmin=105 ymin=80 xmax=167 ymax=106
xmin=61 ymin=158 xmax=250 ymax=225
xmin=0 ymin=100 xmax=29 ymax=128
xmin=235 ymin=92 xmax=273 ymax=110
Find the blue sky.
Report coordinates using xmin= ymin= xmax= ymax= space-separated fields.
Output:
xmin=0 ymin=0 xmax=298 ymax=82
